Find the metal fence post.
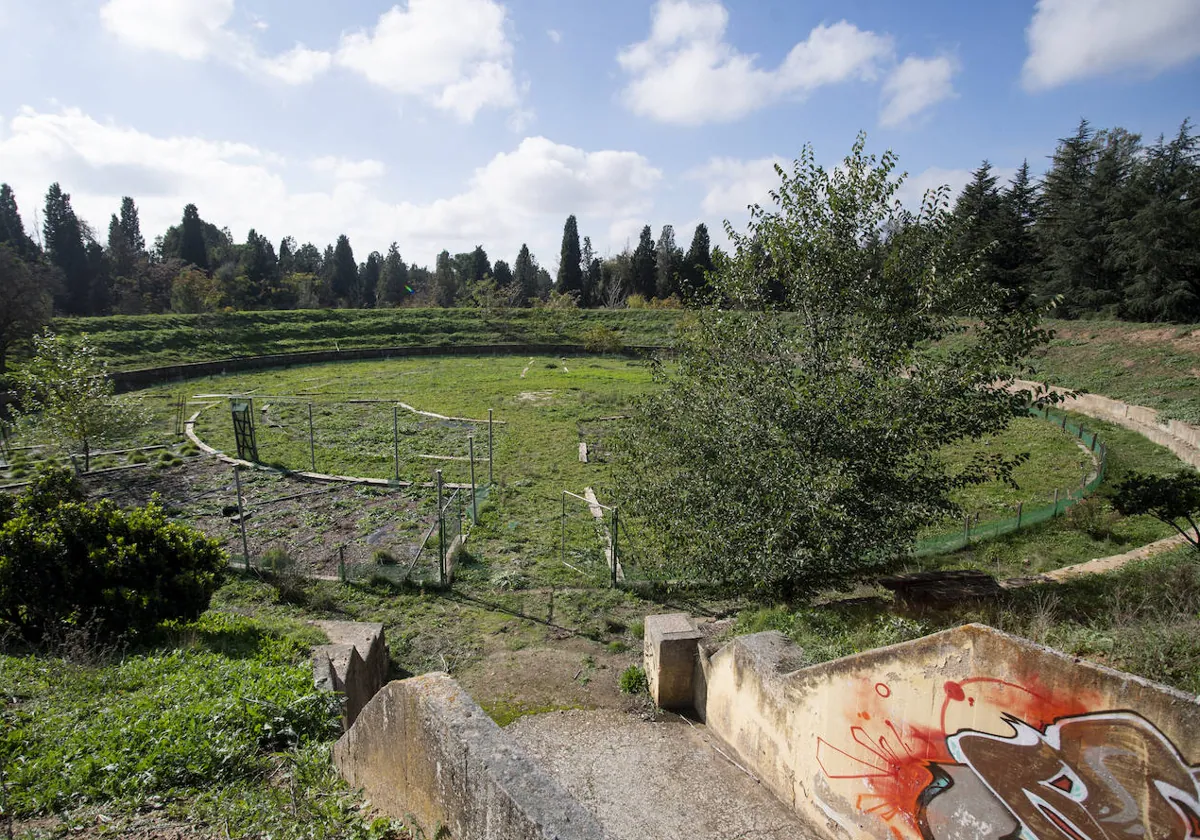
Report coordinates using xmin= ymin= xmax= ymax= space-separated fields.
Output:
xmin=437 ymin=470 xmax=445 ymax=586
xmin=469 ymin=436 xmax=478 ymax=523
xmin=611 ymin=507 xmax=619 ymax=588
xmin=308 ymin=403 xmax=316 ymax=472
xmin=234 ymin=465 xmax=250 ymax=570
xmin=561 ymin=491 xmax=566 ymax=569
xmin=393 ymin=405 xmax=400 ymax=482
xmin=963 ymin=515 xmax=970 ymax=544
xmin=338 ymin=545 xmax=346 ymax=583
xmin=488 ymin=409 xmax=494 ymax=485
xmin=1053 ymin=487 xmax=1060 ymax=516
xmin=1016 ymin=501 xmax=1023 ymax=529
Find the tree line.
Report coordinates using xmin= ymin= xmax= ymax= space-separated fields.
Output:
xmin=0 ymin=117 xmax=1196 ymax=369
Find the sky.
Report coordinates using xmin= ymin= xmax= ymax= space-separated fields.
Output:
xmin=0 ymin=0 xmax=1197 ymax=272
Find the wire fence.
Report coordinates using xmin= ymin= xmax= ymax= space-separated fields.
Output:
xmin=223 ymin=463 xmax=493 ymax=589
xmin=558 ymin=490 xmax=623 ymax=587
xmin=913 ymin=405 xmax=1108 ymax=557
xmin=196 ymin=396 xmax=496 ymax=488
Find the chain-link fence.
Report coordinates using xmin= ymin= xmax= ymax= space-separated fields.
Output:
xmin=913 ymin=406 xmax=1108 ymax=557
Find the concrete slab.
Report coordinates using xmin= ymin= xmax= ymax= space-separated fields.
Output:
xmin=507 ymin=709 xmax=824 ymax=840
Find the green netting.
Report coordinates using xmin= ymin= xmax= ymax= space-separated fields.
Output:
xmin=913 ymin=406 xmax=1108 ymax=557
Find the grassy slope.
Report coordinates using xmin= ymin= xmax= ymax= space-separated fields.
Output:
xmin=1 ymin=612 xmax=409 ymax=838
xmin=51 ymin=308 xmax=685 ymax=370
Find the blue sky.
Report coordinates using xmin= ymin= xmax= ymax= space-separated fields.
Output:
xmin=0 ymin=0 xmax=1197 ymax=272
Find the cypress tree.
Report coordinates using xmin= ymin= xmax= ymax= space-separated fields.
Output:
xmin=434 ymin=250 xmax=456 ymax=307
xmin=331 ymin=235 xmax=357 ymax=305
xmin=514 ymin=244 xmax=537 ymax=307
xmin=359 ymin=252 xmax=382 ymax=308
xmin=492 ymin=259 xmax=514 ymax=289
xmin=0 ymin=184 xmax=37 ymax=259
xmin=42 ymin=183 xmax=92 ymax=315
xmin=377 ymin=243 xmax=410 ymax=307
xmin=655 ymin=224 xmax=682 ymax=299
xmin=631 ymin=225 xmax=656 ymax=298
xmin=683 ymin=223 xmax=714 ymax=299
xmin=556 ymin=215 xmax=583 ymax=296
xmin=179 ymin=204 xmax=209 ymax=271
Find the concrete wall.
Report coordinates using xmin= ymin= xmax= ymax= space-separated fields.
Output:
xmin=659 ymin=622 xmax=1200 ymax=840
xmin=311 ymin=620 xmax=389 ymax=729
xmin=333 ymin=673 xmax=606 ymax=840
xmin=1014 ymin=378 xmax=1200 ymax=469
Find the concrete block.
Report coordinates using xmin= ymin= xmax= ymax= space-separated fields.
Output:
xmin=333 ymin=674 xmax=606 ymax=840
xmin=311 ymin=621 xmax=389 ymax=728
xmin=644 ymin=613 xmax=702 ymax=712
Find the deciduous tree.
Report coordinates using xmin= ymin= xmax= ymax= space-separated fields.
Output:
xmin=616 ymin=135 xmax=1053 ymax=600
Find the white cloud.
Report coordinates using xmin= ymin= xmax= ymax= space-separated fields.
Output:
xmin=547 ymin=29 xmax=562 ymax=44
xmin=99 ymin=0 xmax=234 ymax=61
xmin=258 ymin=45 xmax=333 ymax=85
xmin=1023 ymin=0 xmax=1200 ymax=90
xmin=617 ymin=0 xmax=892 ymax=125
xmin=310 ymin=156 xmax=387 ymax=181
xmin=0 ymin=107 xmax=659 ymax=269
xmin=335 ymin=0 xmax=520 ymax=122
xmin=880 ymin=55 xmax=957 ymax=127
xmin=99 ymin=0 xmax=330 ymax=86
xmin=686 ymin=156 xmax=787 ymax=216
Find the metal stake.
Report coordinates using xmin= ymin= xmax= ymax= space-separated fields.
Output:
xmin=1053 ymin=487 xmax=1060 ymax=516
xmin=437 ymin=470 xmax=445 ymax=586
xmin=393 ymin=405 xmax=400 ymax=482
xmin=1016 ymin=501 xmax=1023 ymax=529
xmin=469 ymin=436 xmax=478 ymax=523
xmin=611 ymin=507 xmax=619 ymax=588
xmin=561 ymin=492 xmax=567 ymax=569
xmin=308 ymin=403 xmax=316 ymax=472
xmin=488 ymin=409 xmax=494 ymax=485
xmin=234 ymin=465 xmax=250 ymax=569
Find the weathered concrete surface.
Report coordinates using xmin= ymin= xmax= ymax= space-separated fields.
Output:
xmin=333 ymin=674 xmax=605 ymax=840
xmin=508 ymin=709 xmax=824 ymax=840
xmin=1013 ymin=378 xmax=1200 ymax=469
xmin=643 ymin=613 xmax=701 ymax=711
xmin=311 ymin=620 xmax=388 ymax=728
xmin=683 ymin=622 xmax=1200 ymax=840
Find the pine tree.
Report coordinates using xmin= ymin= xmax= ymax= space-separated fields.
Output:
xmin=331 ymin=235 xmax=357 ymax=305
xmin=580 ymin=236 xmax=601 ymax=308
xmin=239 ymin=229 xmax=279 ymax=306
xmin=514 ymin=244 xmax=537 ymax=307
xmin=492 ymin=259 xmax=514 ymax=289
xmin=359 ymin=252 xmax=382 ymax=308
xmin=42 ymin=183 xmax=92 ymax=315
xmin=992 ymin=161 xmax=1041 ymax=309
xmin=0 ymin=184 xmax=37 ymax=259
xmin=632 ymin=225 xmax=656 ymax=298
xmin=178 ymin=204 xmax=209 ymax=271
xmin=319 ymin=244 xmax=336 ymax=306
xmin=655 ymin=224 xmax=682 ymax=299
xmin=434 ymin=250 xmax=457 ymax=307
xmin=470 ymin=246 xmax=491 ymax=286
xmin=556 ymin=215 xmax=583 ymax=297
xmin=683 ymin=223 xmax=714 ymax=299
xmin=535 ymin=267 xmax=553 ymax=301
xmin=377 ymin=243 xmax=410 ymax=307
xmin=278 ymin=236 xmax=296 ymax=276
xmin=1117 ymin=121 xmax=1200 ymax=321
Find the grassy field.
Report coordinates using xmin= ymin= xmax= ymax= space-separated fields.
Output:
xmin=2 ymin=611 xmax=411 ymax=839
xmin=123 ymin=354 xmax=1172 ymax=585
xmin=42 ymin=311 xmax=1200 ymax=423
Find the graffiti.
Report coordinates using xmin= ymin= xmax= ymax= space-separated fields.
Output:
xmin=818 ymin=680 xmax=1200 ymax=840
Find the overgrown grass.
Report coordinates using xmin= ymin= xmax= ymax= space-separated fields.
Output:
xmin=736 ymin=548 xmax=1200 ymax=695
xmin=48 ymin=308 xmax=684 ymax=370
xmin=0 ymin=611 xmax=408 ymax=839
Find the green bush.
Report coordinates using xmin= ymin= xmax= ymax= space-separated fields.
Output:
xmin=0 ymin=468 xmax=227 ymax=641
xmin=619 ymin=665 xmax=648 ymax=694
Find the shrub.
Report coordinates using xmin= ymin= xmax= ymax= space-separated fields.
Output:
xmin=0 ymin=468 xmax=227 ymax=641
xmin=582 ymin=325 xmax=624 ymax=354
xmin=619 ymin=664 xmax=648 ymax=694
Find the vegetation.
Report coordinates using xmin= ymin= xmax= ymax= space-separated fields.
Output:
xmin=1113 ymin=470 xmax=1200 ymax=550
xmin=0 ymin=468 xmax=226 ymax=641
xmin=616 ymin=136 xmax=1055 ymax=599
xmin=734 ymin=548 xmax=1200 ymax=696
xmin=0 ymin=610 xmax=409 ymax=838
xmin=11 ymin=331 xmax=147 ymax=469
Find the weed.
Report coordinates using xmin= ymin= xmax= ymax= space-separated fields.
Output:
xmin=619 ymin=665 xmax=648 ymax=694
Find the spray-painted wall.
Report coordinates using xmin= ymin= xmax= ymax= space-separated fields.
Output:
xmin=695 ymin=624 xmax=1200 ymax=840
